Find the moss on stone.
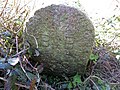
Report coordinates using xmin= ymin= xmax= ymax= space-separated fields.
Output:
xmin=25 ymin=4 xmax=95 ymax=76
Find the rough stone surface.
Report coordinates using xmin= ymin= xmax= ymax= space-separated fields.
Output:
xmin=25 ymin=4 xmax=95 ymax=76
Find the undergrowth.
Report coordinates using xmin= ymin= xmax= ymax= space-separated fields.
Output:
xmin=0 ymin=0 xmax=120 ymax=90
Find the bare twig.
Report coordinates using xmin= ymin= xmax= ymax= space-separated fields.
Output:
xmin=83 ymin=75 xmax=103 ymax=84
xmin=0 ymin=76 xmax=30 ymax=89
xmin=12 ymin=48 xmax=28 ymax=57
xmin=15 ymin=34 xmax=31 ymax=81
xmin=25 ymin=28 xmax=39 ymax=48
xmin=0 ymin=0 xmax=8 ymax=16
xmin=23 ymin=55 xmax=37 ymax=71
xmin=16 ymin=35 xmax=19 ymax=53
xmin=19 ymin=57 xmax=31 ymax=81
xmin=90 ymin=79 xmax=100 ymax=90
xmin=39 ymin=83 xmax=55 ymax=90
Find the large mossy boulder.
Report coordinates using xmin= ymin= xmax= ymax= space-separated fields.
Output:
xmin=25 ymin=4 xmax=95 ymax=76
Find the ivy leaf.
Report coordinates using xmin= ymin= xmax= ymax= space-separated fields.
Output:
xmin=8 ymin=57 xmax=19 ymax=66
xmin=4 ymin=70 xmax=18 ymax=90
xmin=90 ymin=53 xmax=99 ymax=62
xmin=96 ymin=78 xmax=110 ymax=90
xmin=1 ymin=31 xmax=11 ymax=37
xmin=73 ymin=74 xmax=81 ymax=86
xmin=68 ymin=82 xmax=73 ymax=89
xmin=0 ymin=63 xmax=12 ymax=69
xmin=68 ymin=74 xmax=82 ymax=89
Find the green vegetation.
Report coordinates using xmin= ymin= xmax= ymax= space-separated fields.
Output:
xmin=0 ymin=0 xmax=120 ymax=90
xmin=89 ymin=53 xmax=99 ymax=63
